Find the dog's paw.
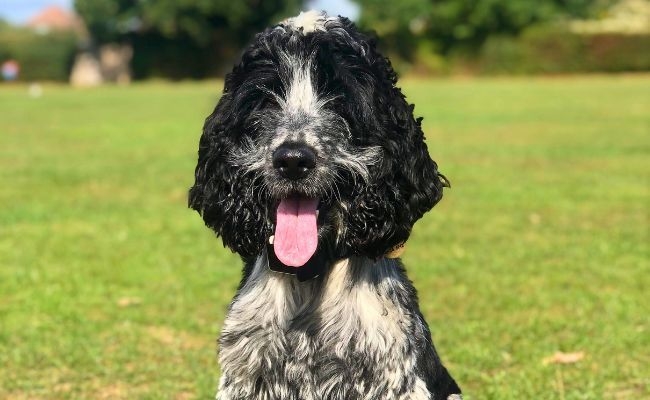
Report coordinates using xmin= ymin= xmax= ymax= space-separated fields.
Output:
xmin=447 ymin=395 xmax=463 ymax=400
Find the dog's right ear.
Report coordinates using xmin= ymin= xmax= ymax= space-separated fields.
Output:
xmin=188 ymin=75 xmax=268 ymax=260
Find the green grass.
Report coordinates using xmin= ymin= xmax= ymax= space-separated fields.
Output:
xmin=0 ymin=75 xmax=648 ymax=399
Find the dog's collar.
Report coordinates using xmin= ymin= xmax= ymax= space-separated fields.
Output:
xmin=385 ymin=242 xmax=406 ymax=258
xmin=266 ymin=236 xmax=407 ymax=281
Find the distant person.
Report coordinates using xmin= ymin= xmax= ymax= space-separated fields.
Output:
xmin=2 ymin=60 xmax=20 ymax=81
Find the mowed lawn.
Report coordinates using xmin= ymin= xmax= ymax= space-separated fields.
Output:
xmin=0 ymin=75 xmax=648 ymax=399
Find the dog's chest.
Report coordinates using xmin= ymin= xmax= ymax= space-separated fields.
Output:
xmin=217 ymin=258 xmax=431 ymax=400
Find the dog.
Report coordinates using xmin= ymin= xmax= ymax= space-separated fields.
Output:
xmin=189 ymin=10 xmax=462 ymax=400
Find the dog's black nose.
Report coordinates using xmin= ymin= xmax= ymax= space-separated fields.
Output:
xmin=272 ymin=143 xmax=316 ymax=180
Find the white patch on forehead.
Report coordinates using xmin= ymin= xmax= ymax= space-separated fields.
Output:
xmin=283 ymin=10 xmax=337 ymax=34
xmin=271 ymin=52 xmax=332 ymax=133
xmin=285 ymin=61 xmax=318 ymax=116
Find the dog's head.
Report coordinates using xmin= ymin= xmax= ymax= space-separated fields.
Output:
xmin=189 ymin=11 xmax=449 ymax=266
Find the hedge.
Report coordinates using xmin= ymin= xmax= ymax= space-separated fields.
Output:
xmin=479 ymin=26 xmax=650 ymax=74
xmin=0 ymin=27 xmax=77 ymax=81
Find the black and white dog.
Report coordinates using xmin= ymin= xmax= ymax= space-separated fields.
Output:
xmin=189 ymin=11 xmax=462 ymax=400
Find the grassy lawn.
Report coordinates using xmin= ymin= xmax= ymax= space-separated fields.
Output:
xmin=0 ymin=75 xmax=648 ymax=399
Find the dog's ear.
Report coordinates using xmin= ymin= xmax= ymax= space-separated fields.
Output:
xmin=340 ymin=37 xmax=449 ymax=259
xmin=188 ymin=74 xmax=268 ymax=260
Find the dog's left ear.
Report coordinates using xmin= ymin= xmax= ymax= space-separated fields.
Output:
xmin=341 ymin=44 xmax=449 ymax=259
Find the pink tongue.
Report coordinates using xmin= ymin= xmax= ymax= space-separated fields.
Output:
xmin=274 ymin=198 xmax=319 ymax=267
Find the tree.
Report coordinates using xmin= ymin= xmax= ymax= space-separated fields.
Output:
xmin=355 ymin=0 xmax=612 ymax=54
xmin=427 ymin=0 xmax=611 ymax=52
xmin=355 ymin=0 xmax=431 ymax=63
xmin=74 ymin=0 xmax=303 ymax=78
xmin=76 ymin=0 xmax=303 ymax=44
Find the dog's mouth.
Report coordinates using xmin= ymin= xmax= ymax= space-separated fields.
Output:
xmin=272 ymin=196 xmax=320 ymax=267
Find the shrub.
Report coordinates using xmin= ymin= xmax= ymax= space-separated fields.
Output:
xmin=411 ymin=40 xmax=449 ymax=76
xmin=479 ymin=25 xmax=650 ymax=74
xmin=582 ymin=33 xmax=650 ymax=72
xmin=0 ymin=27 xmax=77 ymax=81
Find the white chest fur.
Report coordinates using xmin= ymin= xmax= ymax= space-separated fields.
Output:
xmin=217 ymin=257 xmax=432 ymax=400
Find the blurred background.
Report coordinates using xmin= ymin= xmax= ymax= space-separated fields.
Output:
xmin=0 ymin=1 xmax=648 ymax=399
xmin=0 ymin=0 xmax=649 ymax=82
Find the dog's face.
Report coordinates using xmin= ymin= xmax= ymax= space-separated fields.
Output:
xmin=189 ymin=12 xmax=448 ymax=266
